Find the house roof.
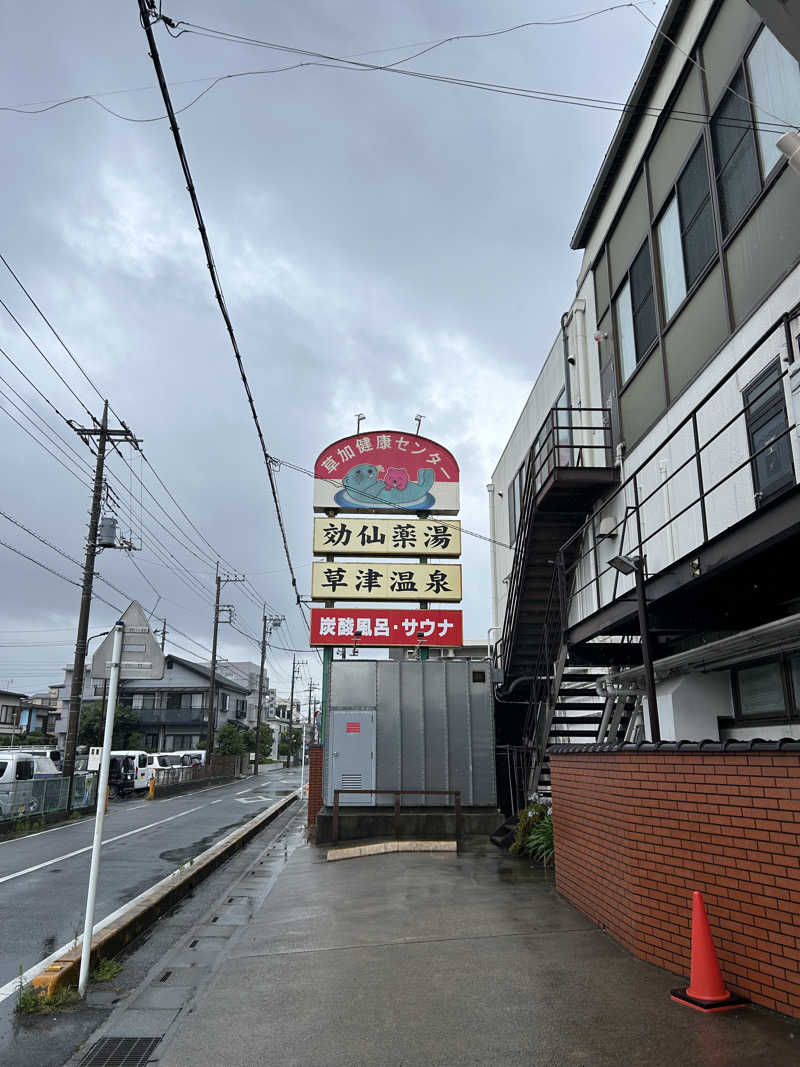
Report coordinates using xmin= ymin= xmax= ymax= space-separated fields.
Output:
xmin=570 ymin=0 xmax=690 ymax=250
xmin=165 ymin=655 xmax=250 ymax=694
xmin=0 ymin=690 xmax=27 ymax=700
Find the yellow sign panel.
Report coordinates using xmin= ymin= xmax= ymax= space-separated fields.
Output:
xmin=313 ymin=517 xmax=460 ymax=558
xmin=311 ymin=562 xmax=462 ymax=602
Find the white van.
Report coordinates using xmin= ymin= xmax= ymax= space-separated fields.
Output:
xmin=171 ymin=750 xmax=205 ymax=767
xmin=0 ymin=751 xmax=58 ymax=818
xmin=152 ymin=753 xmax=179 ymax=771
xmin=110 ymin=750 xmax=153 ymax=792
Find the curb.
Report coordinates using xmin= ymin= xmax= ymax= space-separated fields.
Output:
xmin=327 ymin=839 xmax=457 ymax=861
xmin=30 ymin=788 xmax=300 ymax=996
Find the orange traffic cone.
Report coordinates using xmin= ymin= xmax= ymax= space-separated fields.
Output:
xmin=671 ymin=891 xmax=747 ymax=1012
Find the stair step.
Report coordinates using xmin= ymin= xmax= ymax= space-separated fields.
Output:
xmin=552 ymin=714 xmax=602 ymax=724
xmin=554 ymin=702 xmax=604 ymax=711
xmin=549 ymin=728 xmax=598 ymax=737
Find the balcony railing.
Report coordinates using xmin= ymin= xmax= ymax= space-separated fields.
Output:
xmin=529 ymin=406 xmax=614 ymax=493
xmin=135 ymin=707 xmax=209 ymax=726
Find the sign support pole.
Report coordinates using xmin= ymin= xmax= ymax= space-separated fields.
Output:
xmin=321 ymin=646 xmax=332 ymax=744
xmin=78 ymin=621 xmax=124 ymax=998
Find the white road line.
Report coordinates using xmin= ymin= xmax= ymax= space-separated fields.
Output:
xmin=0 ymin=776 xmax=262 ymax=847
xmin=210 ymin=799 xmax=223 ymax=804
xmin=0 ymin=803 xmax=206 ymax=885
xmin=0 ymin=788 xmax=300 ymax=1005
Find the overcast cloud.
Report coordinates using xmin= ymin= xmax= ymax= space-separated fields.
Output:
xmin=0 ymin=0 xmax=666 ymax=696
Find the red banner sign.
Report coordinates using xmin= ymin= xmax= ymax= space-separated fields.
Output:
xmin=310 ymin=607 xmax=463 ymax=647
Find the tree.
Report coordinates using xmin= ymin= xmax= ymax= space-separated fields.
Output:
xmin=278 ymin=727 xmax=303 ymax=759
xmin=215 ymin=722 xmax=245 ymax=755
xmin=77 ymin=702 xmax=141 ymax=749
xmin=244 ymin=724 xmax=274 ymax=759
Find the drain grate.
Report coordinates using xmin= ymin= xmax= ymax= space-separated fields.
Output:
xmin=79 ymin=1036 xmax=160 ymax=1066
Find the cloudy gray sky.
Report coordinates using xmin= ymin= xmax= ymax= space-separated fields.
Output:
xmin=0 ymin=0 xmax=666 ymax=698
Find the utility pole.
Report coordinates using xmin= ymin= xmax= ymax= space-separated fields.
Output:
xmin=306 ymin=679 xmax=319 ymax=724
xmin=62 ymin=401 xmax=140 ymax=795
xmin=205 ymin=564 xmax=246 ymax=756
xmin=254 ymin=611 xmax=282 ymax=776
xmin=285 ymin=653 xmax=296 ymax=766
xmin=160 ymin=619 xmax=167 ymax=651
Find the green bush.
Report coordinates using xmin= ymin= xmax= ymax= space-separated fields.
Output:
xmin=524 ymin=813 xmax=555 ymax=866
xmin=215 ymin=723 xmax=245 ymax=755
xmin=509 ymin=799 xmax=550 ymax=856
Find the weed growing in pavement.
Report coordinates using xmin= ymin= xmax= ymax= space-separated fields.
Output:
xmin=89 ymin=958 xmax=122 ymax=983
xmin=15 ymin=967 xmax=80 ymax=1015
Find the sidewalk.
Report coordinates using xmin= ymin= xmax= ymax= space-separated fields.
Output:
xmin=115 ymin=832 xmax=799 ymax=1066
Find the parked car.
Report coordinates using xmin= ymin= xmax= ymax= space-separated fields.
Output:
xmin=152 ymin=753 xmax=180 ymax=770
xmin=171 ymin=750 xmax=205 ymax=766
xmin=16 ymin=746 xmax=62 ymax=768
xmin=110 ymin=750 xmax=153 ymax=792
xmin=107 ymin=755 xmax=136 ymax=798
xmin=0 ymin=751 xmax=58 ymax=818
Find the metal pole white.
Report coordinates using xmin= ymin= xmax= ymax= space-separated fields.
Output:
xmin=78 ymin=622 xmax=123 ymax=998
xmin=300 ymin=722 xmax=307 ymax=793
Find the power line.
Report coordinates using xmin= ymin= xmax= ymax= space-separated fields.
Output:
xmin=4 ymin=8 xmax=783 ymax=135
xmin=138 ymin=2 xmax=309 ymax=636
xmin=0 ymin=386 xmax=93 ymax=489
xmin=0 ymin=249 xmax=280 ymax=618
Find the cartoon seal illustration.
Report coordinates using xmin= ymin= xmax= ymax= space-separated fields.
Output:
xmin=338 ymin=463 xmax=435 ymax=509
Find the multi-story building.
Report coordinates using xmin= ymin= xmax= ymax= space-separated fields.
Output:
xmin=53 ymin=655 xmax=252 ymax=752
xmin=0 ymin=690 xmax=26 ymax=742
xmin=490 ymin=0 xmax=800 ymax=808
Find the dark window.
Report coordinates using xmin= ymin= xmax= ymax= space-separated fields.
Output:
xmin=629 ymin=241 xmax=657 ymax=358
xmin=734 ymin=659 xmax=788 ymax=721
xmin=507 ymin=463 xmax=526 ymax=543
xmin=145 ymin=734 xmax=158 ymax=749
xmin=139 ymin=693 xmax=155 ymax=710
xmin=677 ymin=141 xmax=716 ymax=287
xmin=743 ymin=361 xmax=794 ymax=505
xmin=711 ymin=70 xmax=760 ymax=237
xmin=166 ymin=692 xmax=182 ymax=710
xmin=16 ymin=759 xmax=34 ymax=781
xmin=472 ymin=670 xmax=486 ymax=684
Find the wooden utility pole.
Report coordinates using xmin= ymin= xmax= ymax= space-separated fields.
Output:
xmin=205 ymin=565 xmax=222 ymax=757
xmin=206 ymin=565 xmax=245 ymax=756
xmin=254 ymin=613 xmax=268 ymax=777
xmin=62 ymin=401 xmax=140 ymax=798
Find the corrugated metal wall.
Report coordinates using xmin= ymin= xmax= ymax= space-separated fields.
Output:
xmin=325 ymin=659 xmax=496 ymax=807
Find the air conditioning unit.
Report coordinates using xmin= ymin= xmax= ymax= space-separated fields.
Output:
xmin=441 ymin=648 xmax=456 ymax=659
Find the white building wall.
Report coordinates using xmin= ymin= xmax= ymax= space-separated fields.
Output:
xmin=489 ymin=334 xmax=566 ymax=631
xmin=569 ymin=271 xmax=800 ymax=629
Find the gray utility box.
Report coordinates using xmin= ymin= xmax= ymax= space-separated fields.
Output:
xmin=323 ymin=659 xmax=496 ymax=808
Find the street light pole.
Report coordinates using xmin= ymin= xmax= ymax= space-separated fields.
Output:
xmin=634 ymin=557 xmax=660 ymax=743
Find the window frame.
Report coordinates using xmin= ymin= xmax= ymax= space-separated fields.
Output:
xmin=743 ymin=359 xmax=795 ymax=506
xmin=612 ymin=236 xmax=660 ymax=386
xmin=732 ymin=653 xmax=798 ymax=725
xmin=654 ymin=136 xmax=719 ymax=325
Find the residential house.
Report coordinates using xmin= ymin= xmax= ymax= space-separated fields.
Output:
xmin=0 ymin=690 xmax=26 ymax=742
xmin=53 ymin=654 xmax=253 ymax=752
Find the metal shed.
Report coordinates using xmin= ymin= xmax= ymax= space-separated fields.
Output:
xmin=323 ymin=658 xmax=496 ymax=808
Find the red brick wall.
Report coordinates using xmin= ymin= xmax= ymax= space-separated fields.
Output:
xmin=550 ymin=750 xmax=800 ymax=1019
xmin=307 ymin=744 xmax=323 ymax=826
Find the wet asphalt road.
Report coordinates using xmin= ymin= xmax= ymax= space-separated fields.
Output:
xmin=0 ymin=766 xmax=302 ymax=988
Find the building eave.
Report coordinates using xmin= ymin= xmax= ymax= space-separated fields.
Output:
xmin=570 ymin=0 xmax=691 ymax=251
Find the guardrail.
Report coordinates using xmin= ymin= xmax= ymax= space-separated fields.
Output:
xmin=0 ymin=773 xmax=97 ymax=821
xmin=331 ymin=788 xmax=462 ymax=848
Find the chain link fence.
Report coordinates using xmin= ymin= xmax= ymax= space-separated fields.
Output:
xmin=0 ymin=773 xmax=97 ymax=822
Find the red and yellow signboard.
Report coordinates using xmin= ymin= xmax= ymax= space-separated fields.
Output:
xmin=310 ymin=608 xmax=463 ymax=647
xmin=312 ymin=431 xmax=460 ymax=514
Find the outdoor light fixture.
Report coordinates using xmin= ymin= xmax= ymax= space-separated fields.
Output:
xmin=608 ymin=553 xmax=638 ymax=575
xmin=778 ymin=130 xmax=800 ymax=176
